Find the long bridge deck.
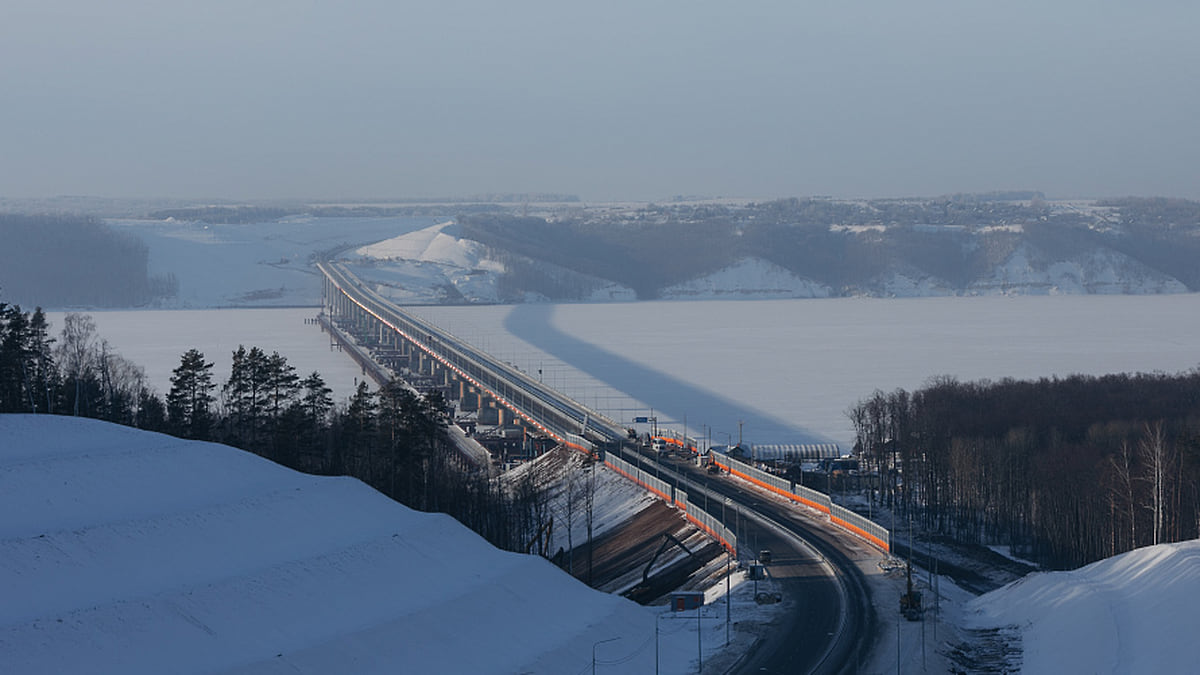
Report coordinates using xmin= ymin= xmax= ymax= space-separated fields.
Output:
xmin=319 ymin=260 xmax=627 ymax=452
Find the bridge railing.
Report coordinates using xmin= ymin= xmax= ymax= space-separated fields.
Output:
xmin=711 ymin=454 xmax=890 ymax=554
xmin=321 ymin=261 xmax=628 ymax=445
xmin=603 ymin=452 xmax=736 ymax=555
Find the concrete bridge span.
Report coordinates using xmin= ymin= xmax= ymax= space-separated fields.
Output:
xmin=318 ymin=261 xmax=628 ymax=454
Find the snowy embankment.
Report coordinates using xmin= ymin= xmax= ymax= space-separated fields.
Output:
xmin=963 ymin=539 xmax=1200 ymax=674
xmin=0 ymin=415 xmax=660 ymax=674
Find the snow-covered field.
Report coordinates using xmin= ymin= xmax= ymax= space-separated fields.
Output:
xmin=0 ymin=414 xmax=771 ymax=674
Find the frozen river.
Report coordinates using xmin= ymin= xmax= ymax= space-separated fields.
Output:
xmin=47 ymin=308 xmax=370 ymax=405
xmin=53 ymin=293 xmax=1200 ymax=448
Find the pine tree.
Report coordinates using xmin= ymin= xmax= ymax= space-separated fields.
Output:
xmin=222 ymin=345 xmax=269 ymax=446
xmin=167 ymin=349 xmax=216 ymax=439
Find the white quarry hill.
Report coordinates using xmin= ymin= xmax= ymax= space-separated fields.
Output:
xmin=350 ymin=220 xmax=636 ymax=304
xmin=356 ymin=221 xmax=499 ymax=271
xmin=962 ymin=539 xmax=1200 ymax=674
xmin=0 ymin=414 xmax=663 ymax=674
xmin=661 ymin=257 xmax=832 ymax=300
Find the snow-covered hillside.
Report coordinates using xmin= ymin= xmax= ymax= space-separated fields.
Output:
xmin=661 ymin=258 xmax=831 ymax=300
xmin=347 ymin=220 xmax=637 ymax=304
xmin=356 ymin=221 xmax=500 ymax=271
xmin=965 ymin=244 xmax=1189 ymax=296
xmin=0 ymin=415 xmax=662 ymax=674
xmin=962 ymin=540 xmax=1200 ymax=673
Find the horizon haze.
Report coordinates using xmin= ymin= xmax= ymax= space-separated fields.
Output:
xmin=3 ymin=1 xmax=1198 ymax=202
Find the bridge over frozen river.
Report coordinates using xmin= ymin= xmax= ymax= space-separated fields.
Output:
xmin=317 ymin=259 xmax=888 ymax=674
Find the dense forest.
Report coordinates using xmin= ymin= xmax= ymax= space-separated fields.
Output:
xmin=0 ymin=300 xmax=545 ymax=555
xmin=0 ymin=213 xmax=177 ymax=308
xmin=848 ymin=371 xmax=1200 ymax=569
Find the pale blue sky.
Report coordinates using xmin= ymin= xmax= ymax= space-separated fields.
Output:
xmin=3 ymin=1 xmax=1197 ymax=201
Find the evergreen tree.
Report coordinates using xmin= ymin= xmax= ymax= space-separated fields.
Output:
xmin=338 ymin=380 xmax=377 ymax=477
xmin=222 ymin=345 xmax=269 ymax=446
xmin=264 ymin=351 xmax=299 ymax=421
xmin=167 ymin=349 xmax=216 ymax=439
xmin=300 ymin=371 xmax=334 ymax=426
xmin=0 ymin=304 xmax=33 ymax=412
xmin=26 ymin=308 xmax=57 ymax=414
xmin=291 ymin=371 xmax=334 ymax=473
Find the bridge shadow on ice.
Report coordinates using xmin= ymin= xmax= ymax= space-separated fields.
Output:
xmin=502 ymin=304 xmax=833 ymax=446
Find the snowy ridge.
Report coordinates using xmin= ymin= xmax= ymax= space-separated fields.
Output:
xmin=964 ymin=539 xmax=1200 ymax=674
xmin=965 ymin=244 xmax=1188 ymax=296
xmin=0 ymin=415 xmax=656 ymax=674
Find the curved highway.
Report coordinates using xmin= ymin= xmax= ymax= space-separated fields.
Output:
xmin=319 ymin=260 xmax=877 ymax=674
xmin=609 ymin=445 xmax=876 ymax=674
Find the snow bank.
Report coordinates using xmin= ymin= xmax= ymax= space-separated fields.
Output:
xmin=0 ymin=415 xmax=657 ymax=674
xmin=964 ymin=540 xmax=1200 ymax=674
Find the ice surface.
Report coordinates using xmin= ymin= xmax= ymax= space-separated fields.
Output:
xmin=45 ymin=308 xmax=369 ymax=405
xmin=407 ymin=292 xmax=1200 ymax=447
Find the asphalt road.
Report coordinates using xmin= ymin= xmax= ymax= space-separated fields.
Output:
xmin=615 ymin=446 xmax=877 ymax=674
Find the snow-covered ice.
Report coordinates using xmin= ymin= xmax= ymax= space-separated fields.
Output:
xmin=406 ymin=292 xmax=1200 ymax=447
xmin=45 ymin=308 xmax=368 ymax=405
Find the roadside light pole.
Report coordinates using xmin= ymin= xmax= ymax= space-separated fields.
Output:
xmin=726 ymin=548 xmax=732 ymax=646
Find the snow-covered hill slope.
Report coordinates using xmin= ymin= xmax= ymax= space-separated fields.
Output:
xmin=965 ymin=243 xmax=1189 ymax=296
xmin=0 ymin=415 xmax=656 ymax=674
xmin=348 ymin=220 xmax=636 ymax=304
xmin=356 ymin=221 xmax=498 ymax=270
xmin=661 ymin=257 xmax=832 ymax=300
xmin=963 ymin=539 xmax=1200 ymax=674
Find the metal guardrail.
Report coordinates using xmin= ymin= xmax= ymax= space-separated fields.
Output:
xmin=711 ymin=454 xmax=890 ymax=554
xmin=604 ymin=452 xmax=736 ymax=555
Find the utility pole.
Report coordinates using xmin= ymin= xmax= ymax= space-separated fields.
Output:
xmin=726 ymin=547 xmax=731 ymax=646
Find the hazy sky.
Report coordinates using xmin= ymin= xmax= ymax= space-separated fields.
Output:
xmin=3 ymin=1 xmax=1197 ymax=201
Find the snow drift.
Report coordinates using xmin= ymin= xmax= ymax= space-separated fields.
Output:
xmin=0 ymin=415 xmax=655 ymax=674
xmin=964 ymin=539 xmax=1200 ymax=674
